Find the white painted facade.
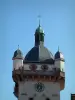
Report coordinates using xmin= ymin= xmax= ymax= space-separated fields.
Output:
xmin=18 ymin=81 xmax=60 ymax=100
xmin=13 ymin=59 xmax=23 ymax=70
xmin=23 ymin=64 xmax=55 ymax=71
xmin=55 ymin=60 xmax=65 ymax=72
xmin=13 ymin=63 xmax=60 ymax=71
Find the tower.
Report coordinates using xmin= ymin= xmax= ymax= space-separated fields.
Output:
xmin=12 ymin=23 xmax=65 ymax=100
xmin=55 ymin=47 xmax=65 ymax=72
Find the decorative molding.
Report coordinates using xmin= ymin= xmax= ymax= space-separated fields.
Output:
xmin=29 ymin=64 xmax=37 ymax=71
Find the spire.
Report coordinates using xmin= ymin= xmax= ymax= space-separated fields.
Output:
xmin=58 ymin=46 xmax=59 ymax=51
xmin=38 ymin=15 xmax=41 ymax=27
xmin=35 ymin=15 xmax=44 ymax=46
xmin=18 ymin=45 xmax=19 ymax=49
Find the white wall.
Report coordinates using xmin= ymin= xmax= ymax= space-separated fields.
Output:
xmin=13 ymin=59 xmax=23 ymax=70
xmin=23 ymin=64 xmax=55 ymax=71
xmin=55 ymin=61 xmax=65 ymax=72
xmin=60 ymin=61 xmax=65 ymax=72
xmin=13 ymin=62 xmax=57 ymax=71
xmin=18 ymin=81 xmax=60 ymax=100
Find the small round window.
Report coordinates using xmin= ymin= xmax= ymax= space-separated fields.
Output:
xmin=41 ymin=65 xmax=48 ymax=71
xmin=29 ymin=64 xmax=37 ymax=71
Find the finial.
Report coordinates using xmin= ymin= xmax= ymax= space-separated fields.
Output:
xmin=58 ymin=46 xmax=59 ymax=51
xmin=18 ymin=45 xmax=19 ymax=49
xmin=38 ymin=15 xmax=41 ymax=27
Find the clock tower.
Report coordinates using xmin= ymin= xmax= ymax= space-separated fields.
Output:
xmin=12 ymin=23 xmax=65 ymax=100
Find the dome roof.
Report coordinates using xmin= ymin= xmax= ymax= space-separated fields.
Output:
xmin=35 ymin=25 xmax=44 ymax=34
xmin=55 ymin=51 xmax=64 ymax=60
xmin=13 ymin=49 xmax=23 ymax=59
xmin=23 ymin=45 xmax=54 ymax=63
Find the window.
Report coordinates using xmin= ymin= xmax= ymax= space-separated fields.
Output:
xmin=71 ymin=94 xmax=75 ymax=100
xmin=29 ymin=64 xmax=37 ymax=71
xmin=41 ymin=65 xmax=48 ymax=71
xmin=29 ymin=98 xmax=33 ymax=100
xmin=46 ymin=98 xmax=50 ymax=100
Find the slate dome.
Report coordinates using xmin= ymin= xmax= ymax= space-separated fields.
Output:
xmin=23 ymin=24 xmax=54 ymax=64
xmin=55 ymin=51 xmax=64 ymax=60
xmin=23 ymin=45 xmax=54 ymax=63
xmin=13 ymin=49 xmax=23 ymax=59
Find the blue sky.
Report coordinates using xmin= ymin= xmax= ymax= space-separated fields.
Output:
xmin=0 ymin=0 xmax=75 ymax=100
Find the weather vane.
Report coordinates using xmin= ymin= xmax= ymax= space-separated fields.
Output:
xmin=38 ymin=15 xmax=41 ymax=26
xmin=18 ymin=45 xmax=19 ymax=49
xmin=58 ymin=46 xmax=59 ymax=51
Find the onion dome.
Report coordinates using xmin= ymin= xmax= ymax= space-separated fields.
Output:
xmin=35 ymin=24 xmax=45 ymax=46
xmin=35 ymin=25 xmax=44 ymax=34
xmin=12 ymin=46 xmax=23 ymax=60
xmin=54 ymin=47 xmax=65 ymax=61
xmin=35 ymin=16 xmax=44 ymax=34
